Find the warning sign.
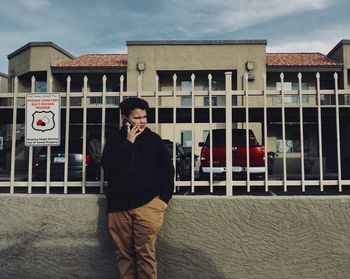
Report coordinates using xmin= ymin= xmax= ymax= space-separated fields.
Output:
xmin=25 ymin=93 xmax=60 ymax=146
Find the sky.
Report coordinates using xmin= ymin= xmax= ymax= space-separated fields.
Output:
xmin=0 ymin=0 xmax=349 ymax=74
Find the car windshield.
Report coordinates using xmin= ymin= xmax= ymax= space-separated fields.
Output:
xmin=205 ymin=129 xmax=258 ymax=146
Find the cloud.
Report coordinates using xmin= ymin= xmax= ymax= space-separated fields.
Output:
xmin=94 ymin=47 xmax=128 ymax=54
xmin=19 ymin=0 xmax=50 ymax=10
xmin=0 ymin=0 xmax=347 ymax=74
xmin=267 ymin=22 xmax=350 ymax=54
xmin=268 ymin=40 xmax=332 ymax=53
xmin=217 ymin=0 xmax=330 ymax=31
xmin=146 ymin=0 xmax=333 ymax=36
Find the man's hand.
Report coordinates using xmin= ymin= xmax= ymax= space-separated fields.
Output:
xmin=126 ymin=123 xmax=142 ymax=143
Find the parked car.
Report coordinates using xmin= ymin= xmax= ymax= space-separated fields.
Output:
xmin=198 ymin=129 xmax=266 ymax=179
xmin=33 ymin=139 xmax=101 ymax=181
xmin=163 ymin=139 xmax=193 ymax=181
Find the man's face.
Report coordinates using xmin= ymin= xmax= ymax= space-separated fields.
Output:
xmin=129 ymin=108 xmax=147 ymax=132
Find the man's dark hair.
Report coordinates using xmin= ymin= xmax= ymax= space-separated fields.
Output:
xmin=119 ymin=97 xmax=149 ymax=117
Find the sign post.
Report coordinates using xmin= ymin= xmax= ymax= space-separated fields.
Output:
xmin=25 ymin=93 xmax=60 ymax=146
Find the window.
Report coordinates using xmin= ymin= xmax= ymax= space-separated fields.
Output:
xmin=35 ymin=81 xmax=47 ymax=93
xmin=106 ymin=82 xmax=119 ymax=104
xmin=276 ymin=134 xmax=309 ymax=153
xmin=181 ymin=81 xmax=192 ymax=91
xmin=203 ymin=80 xmax=218 ymax=106
xmin=275 ymin=82 xmax=309 ymax=104
xmin=106 ymin=82 xmax=119 ymax=92
xmin=203 ymin=80 xmax=218 ymax=91
xmin=204 ymin=96 xmax=217 ymax=106
xmin=90 ymin=83 xmax=102 ymax=104
xmin=181 ymin=81 xmax=192 ymax=107
xmin=203 ymin=130 xmax=209 ymax=142
xmin=181 ymin=97 xmax=191 ymax=106
xmin=106 ymin=97 xmax=119 ymax=105
xmin=106 ymin=81 xmax=120 ymax=105
xmin=89 ymin=82 xmax=120 ymax=105
xmin=181 ymin=130 xmax=192 ymax=147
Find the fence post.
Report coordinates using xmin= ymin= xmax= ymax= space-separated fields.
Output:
xmin=280 ymin=72 xmax=287 ymax=191
xmin=316 ymin=72 xmax=324 ymax=191
xmin=225 ymin=72 xmax=232 ymax=196
xmin=64 ymin=76 xmax=71 ymax=194
xmin=263 ymin=73 xmax=268 ymax=191
xmin=45 ymin=77 xmax=54 ymax=194
xmin=155 ymin=74 xmax=159 ymax=135
xmin=298 ymin=73 xmax=305 ymax=192
xmin=191 ymin=73 xmax=195 ymax=193
xmin=10 ymin=77 xmax=18 ymax=194
xmin=208 ymin=73 xmax=214 ymax=192
xmin=172 ymin=74 xmax=177 ymax=191
xmin=27 ymin=76 xmax=36 ymax=193
xmin=100 ymin=75 xmax=107 ymax=194
xmin=82 ymin=76 xmax=88 ymax=193
xmin=244 ymin=73 xmax=250 ymax=192
xmin=119 ymin=75 xmax=124 ymax=129
xmin=137 ymin=74 xmax=142 ymax=97
xmin=334 ymin=72 xmax=342 ymax=192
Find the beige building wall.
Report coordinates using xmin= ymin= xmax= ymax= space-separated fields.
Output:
xmin=8 ymin=48 xmax=31 ymax=78
xmin=30 ymin=47 xmax=72 ymax=92
xmin=8 ymin=44 xmax=73 ymax=93
xmin=0 ymin=75 xmax=8 ymax=93
xmin=126 ymin=41 xmax=267 ymax=155
xmin=126 ymin=41 xmax=267 ymax=93
xmin=341 ymin=44 xmax=350 ymax=89
xmin=328 ymin=40 xmax=349 ymax=89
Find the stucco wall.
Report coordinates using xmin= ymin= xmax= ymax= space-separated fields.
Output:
xmin=8 ymin=45 xmax=72 ymax=93
xmin=0 ymin=75 xmax=8 ymax=93
xmin=0 ymin=195 xmax=349 ymax=279
xmin=127 ymin=42 xmax=266 ymax=92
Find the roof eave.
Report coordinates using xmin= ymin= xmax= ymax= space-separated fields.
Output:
xmin=51 ymin=66 xmax=127 ymax=74
xmin=127 ymin=40 xmax=267 ymax=46
xmin=267 ymin=65 xmax=343 ymax=72
xmin=327 ymin=40 xmax=350 ymax=57
xmin=8 ymin=42 xmax=74 ymax=59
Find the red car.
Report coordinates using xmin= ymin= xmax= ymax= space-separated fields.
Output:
xmin=199 ymin=129 xmax=266 ymax=179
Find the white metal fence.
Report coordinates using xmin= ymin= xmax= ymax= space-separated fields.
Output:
xmin=0 ymin=72 xmax=349 ymax=195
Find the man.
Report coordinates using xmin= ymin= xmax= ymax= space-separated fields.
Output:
xmin=101 ymin=97 xmax=174 ymax=279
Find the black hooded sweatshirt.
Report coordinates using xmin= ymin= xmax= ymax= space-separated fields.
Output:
xmin=101 ymin=127 xmax=174 ymax=213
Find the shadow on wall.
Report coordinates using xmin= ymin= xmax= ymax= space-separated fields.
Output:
xmin=96 ymin=197 xmax=120 ymax=279
xmin=96 ymin=199 xmax=226 ymax=279
xmin=157 ymin=238 xmax=227 ymax=279
xmin=0 ymin=196 xmax=118 ymax=279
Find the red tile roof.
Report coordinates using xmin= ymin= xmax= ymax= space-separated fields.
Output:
xmin=54 ymin=54 xmax=127 ymax=68
xmin=53 ymin=52 xmax=341 ymax=69
xmin=267 ymin=53 xmax=341 ymax=67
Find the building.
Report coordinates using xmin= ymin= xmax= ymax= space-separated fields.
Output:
xmin=0 ymin=72 xmax=8 ymax=93
xmin=1 ymin=40 xmax=350 ymax=181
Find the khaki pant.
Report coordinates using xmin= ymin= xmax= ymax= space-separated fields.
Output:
xmin=108 ymin=196 xmax=168 ymax=279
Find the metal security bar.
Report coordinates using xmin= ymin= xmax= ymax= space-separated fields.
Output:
xmin=0 ymin=72 xmax=349 ymax=194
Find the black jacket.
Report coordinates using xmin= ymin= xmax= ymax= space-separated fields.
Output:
xmin=101 ymin=127 xmax=174 ymax=212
